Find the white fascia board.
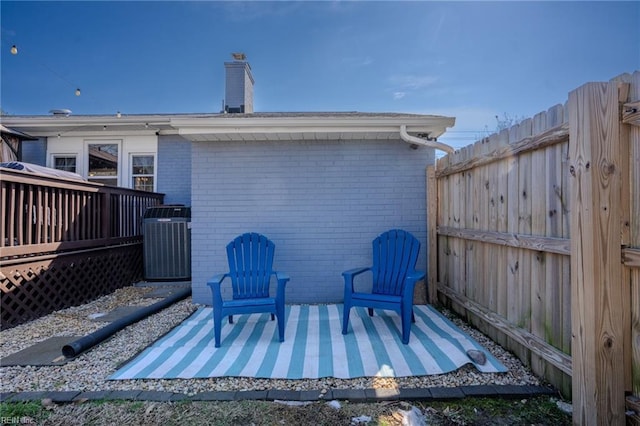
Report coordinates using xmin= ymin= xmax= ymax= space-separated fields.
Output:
xmin=1 ymin=115 xmax=174 ymax=136
xmin=2 ymin=115 xmax=172 ymax=126
xmin=3 ymin=114 xmax=456 ymax=140
xmin=171 ymin=115 xmax=455 ymax=140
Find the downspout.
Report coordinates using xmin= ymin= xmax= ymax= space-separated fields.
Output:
xmin=400 ymin=125 xmax=455 ymax=154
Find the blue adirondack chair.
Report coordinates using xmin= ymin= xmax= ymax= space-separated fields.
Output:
xmin=207 ymin=233 xmax=290 ymax=348
xmin=342 ymin=229 xmax=425 ymax=344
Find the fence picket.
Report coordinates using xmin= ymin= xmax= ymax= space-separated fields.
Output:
xmin=495 ymin=130 xmax=509 ymax=348
xmin=624 ymin=70 xmax=640 ymax=398
xmin=434 ymin=73 xmax=638 ymax=419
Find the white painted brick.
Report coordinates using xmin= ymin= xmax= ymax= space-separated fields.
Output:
xmin=157 ymin=136 xmax=191 ymax=206
xmin=191 ymin=139 xmax=433 ymax=304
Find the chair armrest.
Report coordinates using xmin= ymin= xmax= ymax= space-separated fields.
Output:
xmin=342 ymin=267 xmax=371 ymax=293
xmin=406 ymin=270 xmax=426 ymax=282
xmin=274 ymin=271 xmax=290 ymax=284
xmin=207 ymin=273 xmax=229 ymax=288
xmin=402 ymin=270 xmax=426 ymax=299
xmin=342 ymin=267 xmax=370 ymax=279
xmin=273 ymin=271 xmax=289 ymax=303
xmin=207 ymin=273 xmax=229 ymax=306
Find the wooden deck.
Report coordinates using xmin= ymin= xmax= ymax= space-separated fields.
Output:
xmin=1 ymin=167 xmax=163 ymax=329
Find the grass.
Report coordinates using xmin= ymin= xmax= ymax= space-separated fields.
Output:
xmin=0 ymin=401 xmax=48 ymax=423
xmin=417 ymin=397 xmax=571 ymax=425
xmin=1 ymin=396 xmax=571 ymax=425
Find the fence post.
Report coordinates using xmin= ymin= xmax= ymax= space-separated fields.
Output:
xmin=426 ymin=165 xmax=438 ymax=304
xmin=569 ymin=81 xmax=627 ymax=425
xmin=100 ymin=189 xmax=112 ymax=240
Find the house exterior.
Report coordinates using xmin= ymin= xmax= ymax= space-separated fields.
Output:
xmin=1 ymin=56 xmax=455 ymax=305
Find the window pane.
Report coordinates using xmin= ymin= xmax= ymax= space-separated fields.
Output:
xmin=54 ymin=157 xmax=76 ymax=172
xmin=132 ymin=155 xmax=154 ymax=175
xmin=133 ymin=176 xmax=154 ymax=192
xmin=88 ymin=144 xmax=118 ymax=177
xmin=131 ymin=155 xmax=154 ymax=191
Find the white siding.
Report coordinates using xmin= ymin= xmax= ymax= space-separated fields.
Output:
xmin=46 ymin=134 xmax=157 ymax=189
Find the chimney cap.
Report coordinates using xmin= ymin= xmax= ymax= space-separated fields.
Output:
xmin=231 ymin=52 xmax=246 ymax=61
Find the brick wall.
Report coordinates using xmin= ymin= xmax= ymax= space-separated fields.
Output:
xmin=157 ymin=135 xmax=191 ymax=206
xmin=224 ymin=61 xmax=253 ymax=113
xmin=191 ymin=139 xmax=433 ymax=305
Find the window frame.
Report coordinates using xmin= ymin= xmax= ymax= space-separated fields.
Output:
xmin=85 ymin=140 xmax=122 ymax=187
xmin=130 ymin=153 xmax=156 ymax=192
xmin=51 ymin=154 xmax=78 ymax=173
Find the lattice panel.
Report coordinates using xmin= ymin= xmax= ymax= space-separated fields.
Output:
xmin=1 ymin=244 xmax=143 ymax=329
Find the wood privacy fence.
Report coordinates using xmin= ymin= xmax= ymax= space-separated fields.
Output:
xmin=427 ymin=71 xmax=640 ymax=425
xmin=0 ymin=168 xmax=163 ymax=328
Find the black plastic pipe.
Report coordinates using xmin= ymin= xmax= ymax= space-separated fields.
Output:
xmin=62 ymin=286 xmax=192 ymax=358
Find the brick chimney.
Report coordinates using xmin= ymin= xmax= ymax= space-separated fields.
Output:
xmin=224 ymin=53 xmax=254 ymax=113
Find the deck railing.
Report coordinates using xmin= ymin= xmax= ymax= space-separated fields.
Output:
xmin=1 ymin=168 xmax=163 ymax=259
xmin=1 ymin=168 xmax=164 ymax=329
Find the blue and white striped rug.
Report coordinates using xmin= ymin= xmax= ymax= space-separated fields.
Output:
xmin=110 ymin=304 xmax=507 ymax=380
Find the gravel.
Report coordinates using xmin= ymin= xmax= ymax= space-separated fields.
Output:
xmin=0 ymin=285 xmax=541 ymax=396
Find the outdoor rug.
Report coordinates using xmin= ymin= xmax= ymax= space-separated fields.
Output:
xmin=109 ymin=304 xmax=507 ymax=380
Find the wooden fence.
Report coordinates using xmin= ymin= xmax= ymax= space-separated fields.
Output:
xmin=1 ymin=168 xmax=163 ymax=328
xmin=428 ymin=71 xmax=640 ymax=425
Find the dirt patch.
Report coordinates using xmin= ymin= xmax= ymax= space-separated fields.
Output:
xmin=2 ymin=396 xmax=571 ymax=425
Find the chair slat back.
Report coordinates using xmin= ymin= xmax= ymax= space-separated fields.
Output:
xmin=371 ymin=229 xmax=420 ymax=296
xmin=226 ymin=233 xmax=275 ymax=299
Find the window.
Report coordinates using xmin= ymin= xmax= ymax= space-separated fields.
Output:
xmin=131 ymin=155 xmax=154 ymax=192
xmin=53 ymin=156 xmax=77 ymax=173
xmin=88 ymin=143 xmax=118 ymax=186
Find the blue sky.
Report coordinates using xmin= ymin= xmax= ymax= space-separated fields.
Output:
xmin=1 ymin=1 xmax=638 ymax=150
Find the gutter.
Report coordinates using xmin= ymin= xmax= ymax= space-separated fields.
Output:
xmin=400 ymin=125 xmax=454 ymax=154
xmin=172 ymin=114 xmax=456 ymax=141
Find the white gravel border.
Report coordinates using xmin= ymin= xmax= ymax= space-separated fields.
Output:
xmin=0 ymin=286 xmax=541 ymax=396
